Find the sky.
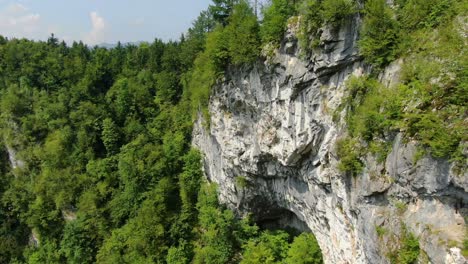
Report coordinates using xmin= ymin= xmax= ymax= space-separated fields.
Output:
xmin=0 ymin=0 xmax=213 ymax=45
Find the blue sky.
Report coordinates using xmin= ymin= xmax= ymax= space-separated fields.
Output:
xmin=0 ymin=0 xmax=212 ymax=44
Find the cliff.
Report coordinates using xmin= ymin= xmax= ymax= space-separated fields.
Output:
xmin=193 ymin=15 xmax=467 ymax=264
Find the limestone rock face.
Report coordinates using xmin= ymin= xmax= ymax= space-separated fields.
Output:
xmin=193 ymin=16 xmax=467 ymax=264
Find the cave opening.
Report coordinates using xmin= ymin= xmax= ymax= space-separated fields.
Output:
xmin=256 ymin=207 xmax=312 ymax=236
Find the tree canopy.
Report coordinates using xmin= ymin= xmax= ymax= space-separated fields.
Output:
xmin=0 ymin=1 xmax=324 ymax=263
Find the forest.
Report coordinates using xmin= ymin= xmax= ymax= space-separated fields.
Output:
xmin=0 ymin=0 xmax=466 ymax=263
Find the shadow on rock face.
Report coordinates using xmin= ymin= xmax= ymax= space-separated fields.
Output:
xmin=255 ymin=206 xmax=312 ymax=234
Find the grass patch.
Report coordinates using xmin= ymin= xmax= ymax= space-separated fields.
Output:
xmin=462 ymin=231 xmax=468 ymax=258
xmin=235 ymin=175 xmax=249 ymax=189
xmin=388 ymin=224 xmax=420 ymax=264
xmin=394 ymin=200 xmax=407 ymax=215
xmin=376 ymin=225 xmax=388 ymax=238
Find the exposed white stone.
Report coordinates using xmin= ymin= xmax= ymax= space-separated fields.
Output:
xmin=193 ymin=14 xmax=467 ymax=264
xmin=446 ymin=247 xmax=466 ymax=264
xmin=7 ymin=145 xmax=24 ymax=170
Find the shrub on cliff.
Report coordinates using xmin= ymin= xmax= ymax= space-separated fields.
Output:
xmin=299 ymin=0 xmax=357 ymax=53
xmin=260 ymin=0 xmax=296 ymax=45
xmin=359 ymin=0 xmax=400 ymax=67
xmin=336 ymin=137 xmax=363 ymax=176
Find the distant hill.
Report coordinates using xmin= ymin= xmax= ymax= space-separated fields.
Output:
xmin=98 ymin=41 xmax=142 ymax=49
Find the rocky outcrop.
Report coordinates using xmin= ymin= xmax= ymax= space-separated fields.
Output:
xmin=6 ymin=145 xmax=24 ymax=170
xmin=193 ymin=15 xmax=467 ymax=264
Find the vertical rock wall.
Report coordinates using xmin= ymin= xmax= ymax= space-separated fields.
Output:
xmin=193 ymin=15 xmax=467 ymax=264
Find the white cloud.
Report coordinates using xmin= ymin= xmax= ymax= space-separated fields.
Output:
xmin=84 ymin=11 xmax=107 ymax=45
xmin=0 ymin=3 xmax=43 ymax=39
xmin=6 ymin=3 xmax=28 ymax=14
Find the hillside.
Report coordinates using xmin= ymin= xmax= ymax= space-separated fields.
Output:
xmin=0 ymin=0 xmax=467 ymax=263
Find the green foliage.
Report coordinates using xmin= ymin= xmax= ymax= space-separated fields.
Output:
xmin=343 ymin=76 xmax=380 ymax=128
xmin=388 ymin=225 xmax=420 ymax=264
xmin=155 ymin=70 xmax=181 ymax=104
xmin=241 ymin=240 xmax=277 ymax=263
xmin=179 ymin=11 xmax=215 ymax=69
xmin=101 ymin=118 xmax=120 ymax=155
xmin=60 ymin=218 xmax=98 ymax=264
xmin=0 ymin=24 xmax=219 ymax=263
xmin=397 ymin=0 xmax=456 ymax=30
xmin=240 ymin=230 xmax=323 ymax=264
xmin=187 ymin=0 xmax=261 ymax=118
xmin=369 ymin=141 xmax=392 ymax=164
xmin=299 ymin=0 xmax=323 ymax=43
xmin=96 ymin=178 xmax=174 ymax=263
xmin=0 ymin=148 xmax=29 ymax=263
xmin=225 ymin=0 xmax=261 ymax=65
xmin=359 ymin=0 xmax=400 ymax=67
xmin=166 ymin=240 xmax=192 ymax=264
xmin=0 ymin=205 xmax=29 ymax=262
xmin=0 ymin=1 xmax=320 ymax=256
xmin=463 ymin=234 xmax=468 ymax=258
xmin=344 ymin=76 xmax=401 ymax=146
xmin=8 ymin=0 xmax=466 ymax=262
xmin=209 ymin=0 xmax=236 ymax=25
xmin=285 ymin=233 xmax=323 ymax=264
xmin=179 ymin=149 xmax=203 ymax=210
xmin=299 ymin=0 xmax=357 ymax=53
xmin=338 ymin=76 xmax=396 ymax=169
xmin=205 ymin=26 xmax=230 ymax=71
xmin=194 ymin=183 xmax=238 ymax=264
xmin=375 ymin=226 xmax=388 ymax=238
xmin=321 ymin=0 xmax=356 ymax=25
xmin=359 ymin=0 xmax=465 ymax=67
xmin=336 ymin=137 xmax=363 ymax=176
xmin=342 ymin=36 xmax=466 ymax=163
xmin=187 ymin=47 xmax=217 ymax=121
xmin=25 ymin=240 xmax=62 ymax=264
xmin=260 ymin=0 xmax=296 ymax=45
xmin=190 ymin=182 xmax=322 ymax=264
xmin=396 ymin=16 xmax=467 ymax=161
xmin=404 ymin=113 xmax=460 ymax=158
xmin=343 ymin=76 xmax=372 ymax=105
xmin=241 ymin=231 xmax=289 ymax=263
xmin=235 ymin=175 xmax=249 ymax=189
xmin=394 ymin=200 xmax=407 ymax=215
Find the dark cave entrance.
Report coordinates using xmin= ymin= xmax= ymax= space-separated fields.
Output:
xmin=256 ymin=208 xmax=311 ymax=235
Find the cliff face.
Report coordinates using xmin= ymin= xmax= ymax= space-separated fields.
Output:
xmin=193 ymin=16 xmax=467 ymax=264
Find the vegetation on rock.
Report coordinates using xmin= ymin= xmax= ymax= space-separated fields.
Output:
xmin=0 ymin=0 xmax=466 ymax=262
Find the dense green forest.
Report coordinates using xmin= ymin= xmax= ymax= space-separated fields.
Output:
xmin=0 ymin=1 xmax=324 ymax=263
xmin=0 ymin=0 xmax=466 ymax=263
